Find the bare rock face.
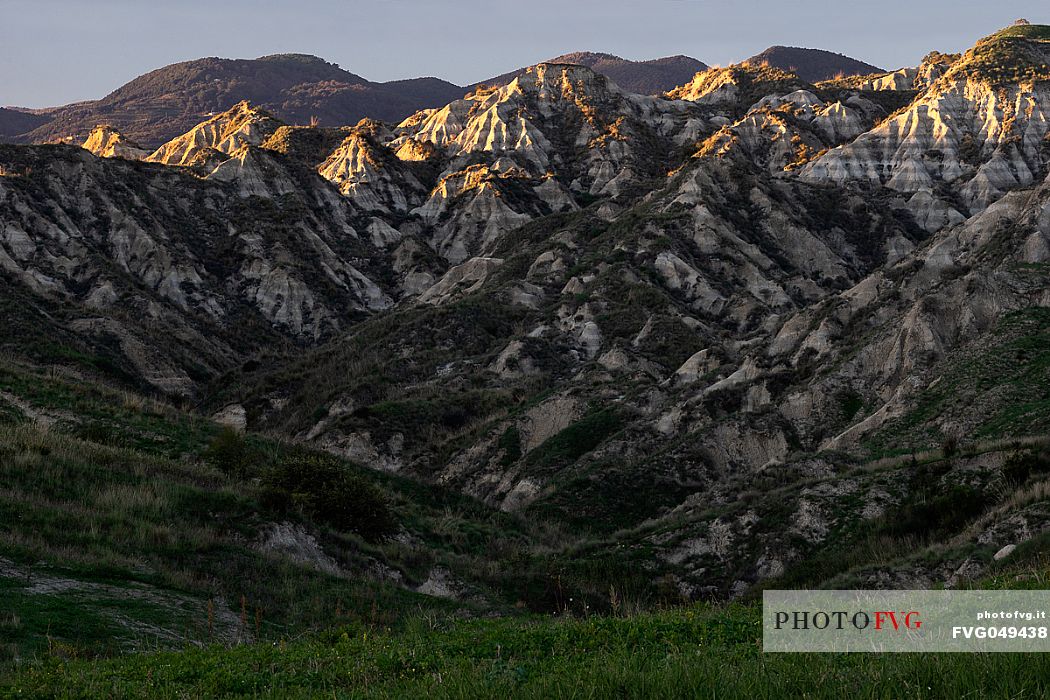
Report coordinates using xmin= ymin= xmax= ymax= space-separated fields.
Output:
xmin=856 ymin=68 xmax=919 ymax=92
xmin=81 ymin=125 xmax=149 ymax=160
xmin=475 ymin=52 xmax=709 ymax=97
xmin=801 ymin=78 xmax=1050 ymax=216
xmin=213 ymin=404 xmax=248 ymax=431
xmin=0 ymin=138 xmax=392 ymax=394
xmin=654 ymin=251 xmax=726 ymax=314
xmin=668 ymin=63 xmax=808 ymax=111
xmin=319 ymin=121 xmax=427 ymax=213
xmin=674 ymin=349 xmax=720 ymax=385
xmin=207 ymin=145 xmax=299 ymax=198
xmin=700 ymin=89 xmax=884 ymax=172
xmin=257 ymin=522 xmax=341 ymax=576
xmin=147 ymin=101 xmax=283 ymax=167
xmin=415 ymin=567 xmax=463 ymax=599
xmin=415 ymin=166 xmax=536 ymax=263
xmin=322 ymin=62 xmax=703 ymax=263
xmin=418 ymin=257 xmax=504 ymax=305
xmin=801 ymin=32 xmax=1050 ymax=228
xmin=994 ymin=544 xmax=1017 ymax=561
xmin=764 ymin=170 xmax=1050 ymax=456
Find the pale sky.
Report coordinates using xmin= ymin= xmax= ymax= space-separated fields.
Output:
xmin=1 ymin=0 xmax=1045 ymax=108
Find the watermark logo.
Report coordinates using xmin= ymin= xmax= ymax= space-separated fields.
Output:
xmin=764 ymin=590 xmax=1050 ymax=652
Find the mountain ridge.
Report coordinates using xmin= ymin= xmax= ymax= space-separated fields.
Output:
xmin=1 ymin=23 xmax=1050 ymax=618
xmin=0 ymin=106 xmax=50 ymax=139
xmin=475 ymin=52 xmax=709 ymax=95
xmin=1 ymin=44 xmax=889 ymax=145
xmin=17 ymin=54 xmax=467 ymax=148
xmin=744 ymin=45 xmax=884 ymax=82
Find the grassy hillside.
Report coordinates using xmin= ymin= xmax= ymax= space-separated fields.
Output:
xmin=1 ymin=355 xmax=734 ymax=671
xmin=993 ymin=23 xmax=1050 ymax=41
xmin=9 ymin=543 xmax=1050 ymax=697
xmin=0 ymin=359 xmax=594 ymax=666
xmin=6 ymin=598 xmax=1050 ymax=699
xmin=0 ymin=419 xmax=470 ymax=660
xmin=959 ymin=24 xmax=1050 ymax=86
xmin=868 ymin=307 xmax=1050 ymax=453
xmin=3 ymin=363 xmax=1049 ymax=698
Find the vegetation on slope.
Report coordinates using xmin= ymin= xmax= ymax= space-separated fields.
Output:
xmin=475 ymin=53 xmax=708 ymax=96
xmin=19 ymin=54 xmax=465 ymax=147
xmin=744 ymin=46 xmax=883 ymax=83
xmin=868 ymin=307 xmax=1050 ymax=453
xmin=6 ymin=599 xmax=1050 ymax=699
xmin=0 ymin=108 xmax=49 ymax=140
xmin=0 ymin=395 xmax=448 ymax=664
xmin=3 ymin=21 xmax=1050 ymax=698
xmin=948 ymin=24 xmax=1050 ymax=87
xmin=993 ymin=22 xmax=1050 ymax=42
xmin=0 ymin=358 xmax=692 ymax=667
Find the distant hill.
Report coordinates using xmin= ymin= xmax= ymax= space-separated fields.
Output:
xmin=0 ymin=107 xmax=50 ymax=139
xmin=19 ymin=54 xmax=466 ymax=147
xmin=745 ymin=46 xmax=883 ymax=82
xmin=475 ymin=52 xmax=708 ymax=95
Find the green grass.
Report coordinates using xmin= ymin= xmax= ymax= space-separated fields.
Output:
xmin=867 ymin=308 xmax=1050 ymax=454
xmin=962 ymin=29 xmax=1050 ymax=87
xmin=498 ymin=426 xmax=523 ymax=466
xmin=0 ymin=360 xmax=673 ymax=666
xmin=993 ymin=24 xmax=1050 ymax=41
xmin=525 ymin=409 xmax=623 ymax=472
xmin=0 ymin=422 xmax=462 ymax=658
xmin=0 ymin=398 xmax=25 ymax=426
xmin=838 ymin=390 xmax=864 ymax=423
xmin=0 ymin=363 xmax=503 ymax=662
xmin=2 ymin=313 xmax=1050 ymax=698
xmin=5 ymin=602 xmax=1050 ymax=699
xmin=0 ymin=576 xmax=208 ymax=665
xmin=0 ymin=362 xmax=216 ymax=460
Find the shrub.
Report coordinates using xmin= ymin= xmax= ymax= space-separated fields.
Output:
xmin=262 ymin=452 xmax=396 ymax=541
xmin=880 ymin=485 xmax=988 ymax=539
xmin=1002 ymin=448 xmax=1050 ymax=486
xmin=498 ymin=426 xmax=523 ymax=466
xmin=838 ymin=391 xmax=864 ymax=422
xmin=941 ymin=434 xmax=960 ymax=458
xmin=202 ymin=427 xmax=262 ymax=478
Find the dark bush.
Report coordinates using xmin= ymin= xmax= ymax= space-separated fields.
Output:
xmin=1002 ymin=447 xmax=1050 ymax=486
xmin=440 ymin=406 xmax=470 ymax=430
xmin=838 ymin=390 xmax=864 ymax=422
xmin=941 ymin=434 xmax=960 ymax=458
xmin=498 ymin=426 xmax=523 ymax=466
xmin=261 ymin=452 xmax=396 ymax=541
xmin=202 ymin=427 xmax=262 ymax=478
xmin=880 ymin=485 xmax=988 ymax=539
xmin=0 ymin=403 xmax=23 ymax=425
